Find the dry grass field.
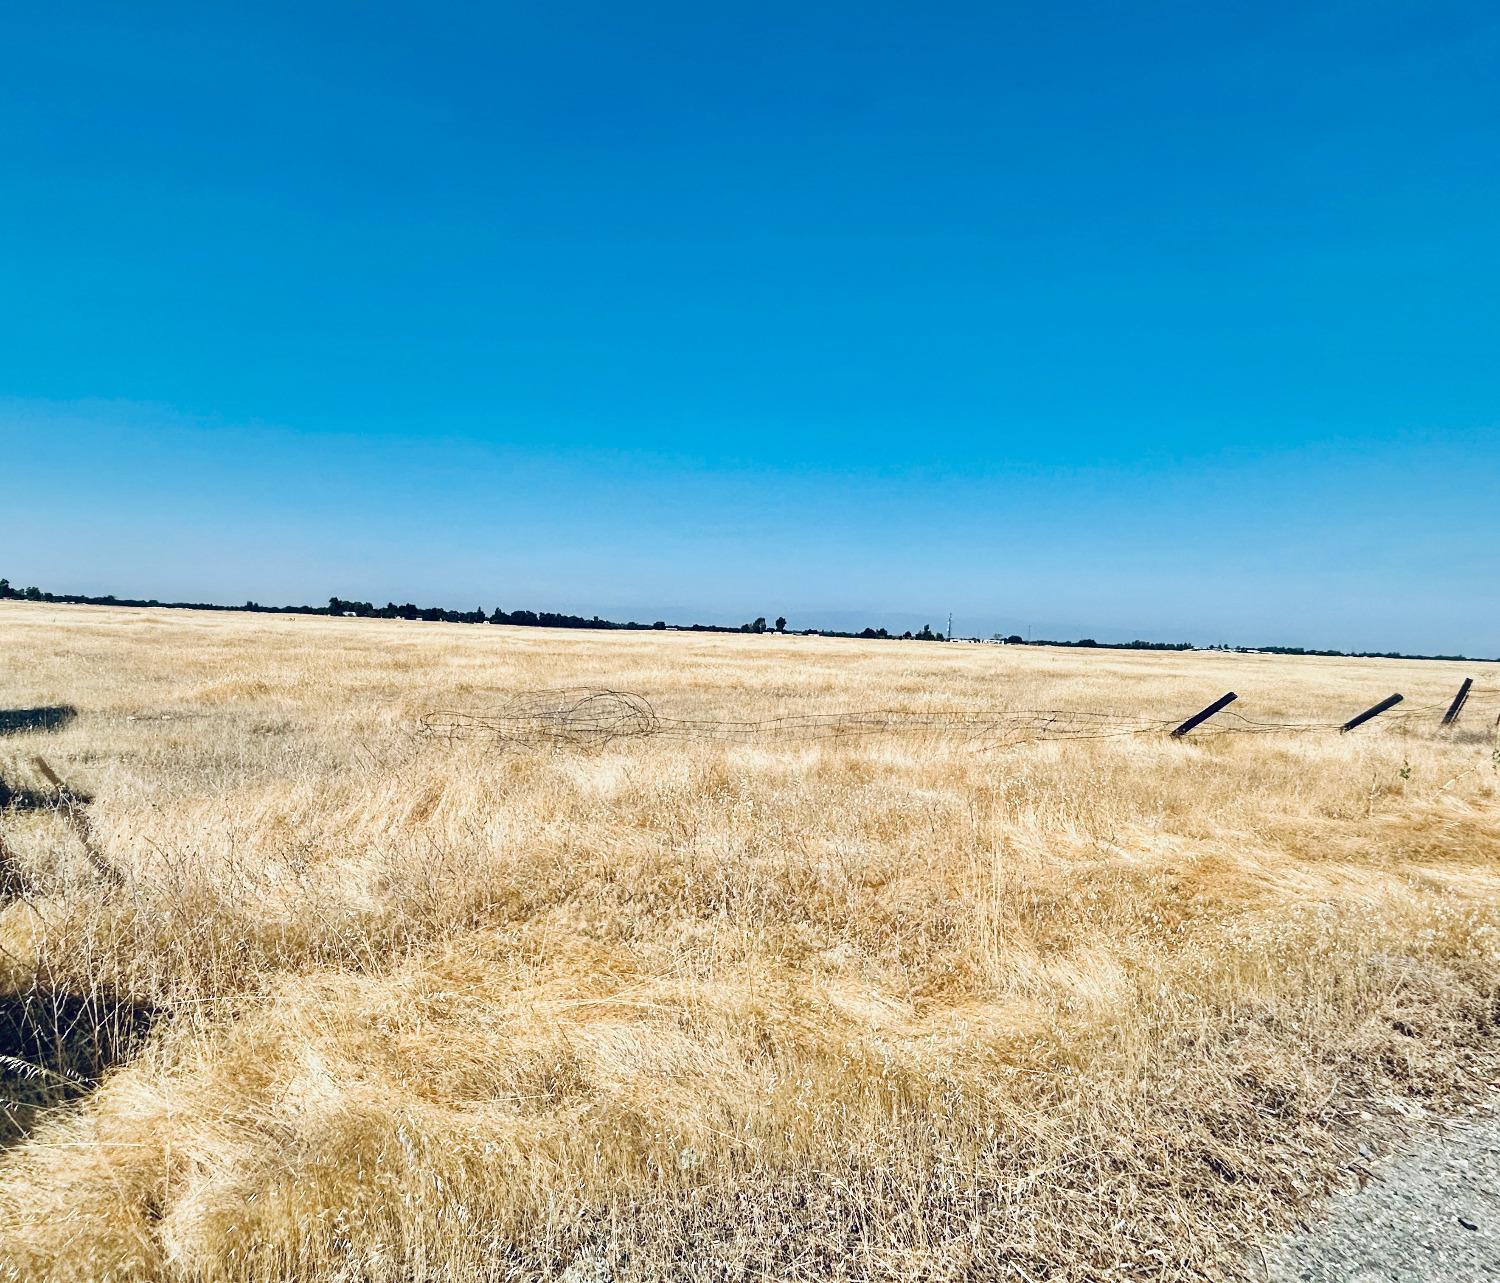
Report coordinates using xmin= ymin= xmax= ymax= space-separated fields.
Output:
xmin=0 ymin=603 xmax=1497 ymax=1281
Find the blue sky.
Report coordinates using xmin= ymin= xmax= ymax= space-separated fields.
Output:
xmin=2 ymin=3 xmax=1496 ymax=651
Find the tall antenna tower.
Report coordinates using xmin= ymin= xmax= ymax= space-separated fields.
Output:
xmin=947 ymin=611 xmax=953 ymax=641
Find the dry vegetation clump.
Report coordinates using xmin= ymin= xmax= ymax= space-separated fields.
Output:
xmin=0 ymin=603 xmax=1496 ymax=1281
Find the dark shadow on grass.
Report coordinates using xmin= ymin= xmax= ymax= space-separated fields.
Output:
xmin=0 ymin=707 xmax=77 ymax=737
xmin=0 ymin=772 xmax=92 ymax=812
xmin=0 ymin=780 xmax=64 ymax=811
xmin=0 ymin=989 xmax=157 ymax=1147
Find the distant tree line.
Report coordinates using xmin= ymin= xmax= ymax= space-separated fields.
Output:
xmin=1252 ymin=644 xmax=1480 ymax=662
xmin=1025 ymin=637 xmax=1194 ymax=651
xmin=0 ymin=579 xmax=940 ymax=641
xmin=0 ymin=578 xmax=326 ymax=616
xmin=738 ymin=615 xmax=947 ymax=641
xmin=0 ymin=578 xmax=1489 ymax=661
xmin=329 ymin=598 xmax=674 ymax=629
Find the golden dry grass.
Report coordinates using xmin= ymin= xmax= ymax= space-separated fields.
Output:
xmin=0 ymin=602 xmax=1497 ymax=1281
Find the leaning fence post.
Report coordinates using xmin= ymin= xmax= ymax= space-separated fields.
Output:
xmin=1340 ymin=694 xmax=1403 ymax=733
xmin=1171 ymin=692 xmax=1238 ymax=738
xmin=1441 ymin=678 xmax=1473 ymax=728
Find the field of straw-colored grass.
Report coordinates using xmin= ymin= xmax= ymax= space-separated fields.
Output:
xmin=0 ymin=603 xmax=1497 ymax=1281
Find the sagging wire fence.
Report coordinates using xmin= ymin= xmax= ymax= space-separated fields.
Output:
xmin=415 ymin=684 xmax=1492 ymax=753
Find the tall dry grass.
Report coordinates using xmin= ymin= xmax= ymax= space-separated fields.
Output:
xmin=0 ymin=603 xmax=1496 ymax=1280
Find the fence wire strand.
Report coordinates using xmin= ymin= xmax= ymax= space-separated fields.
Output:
xmin=415 ymin=688 xmax=1481 ymax=753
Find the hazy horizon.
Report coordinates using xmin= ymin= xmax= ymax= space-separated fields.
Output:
xmin=7 ymin=555 xmax=1495 ymax=656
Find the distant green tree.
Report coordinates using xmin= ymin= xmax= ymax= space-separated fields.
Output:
xmin=774 ymin=616 xmax=787 ymax=633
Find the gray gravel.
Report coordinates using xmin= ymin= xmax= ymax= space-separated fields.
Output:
xmin=1259 ymin=1109 xmax=1500 ymax=1281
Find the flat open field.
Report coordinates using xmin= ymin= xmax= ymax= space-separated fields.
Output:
xmin=0 ymin=604 xmax=1497 ymax=1281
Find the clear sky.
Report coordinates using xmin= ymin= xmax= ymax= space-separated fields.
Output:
xmin=2 ymin=3 xmax=1496 ymax=652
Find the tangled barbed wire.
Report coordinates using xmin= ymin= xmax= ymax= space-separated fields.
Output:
xmin=415 ymin=688 xmax=1464 ymax=753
